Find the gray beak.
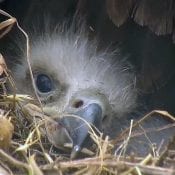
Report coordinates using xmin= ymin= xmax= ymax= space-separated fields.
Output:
xmin=61 ymin=103 xmax=102 ymax=159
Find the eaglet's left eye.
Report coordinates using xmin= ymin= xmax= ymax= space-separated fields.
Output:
xmin=35 ymin=74 xmax=53 ymax=93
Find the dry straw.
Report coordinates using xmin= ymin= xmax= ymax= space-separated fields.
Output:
xmin=0 ymin=9 xmax=175 ymax=175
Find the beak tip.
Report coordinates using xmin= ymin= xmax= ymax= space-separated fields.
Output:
xmin=70 ymin=145 xmax=81 ymax=159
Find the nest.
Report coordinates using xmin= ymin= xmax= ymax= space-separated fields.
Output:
xmin=0 ymin=9 xmax=175 ymax=175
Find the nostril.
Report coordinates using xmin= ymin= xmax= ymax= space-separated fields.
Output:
xmin=72 ymin=100 xmax=84 ymax=108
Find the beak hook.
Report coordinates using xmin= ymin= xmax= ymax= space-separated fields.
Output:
xmin=62 ymin=103 xmax=102 ymax=159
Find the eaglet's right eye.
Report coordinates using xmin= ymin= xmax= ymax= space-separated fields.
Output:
xmin=35 ymin=74 xmax=53 ymax=93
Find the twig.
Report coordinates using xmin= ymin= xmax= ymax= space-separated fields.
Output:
xmin=0 ymin=9 xmax=43 ymax=110
xmin=0 ymin=149 xmax=31 ymax=173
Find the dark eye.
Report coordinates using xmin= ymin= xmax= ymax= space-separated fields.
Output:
xmin=36 ymin=74 xmax=53 ymax=93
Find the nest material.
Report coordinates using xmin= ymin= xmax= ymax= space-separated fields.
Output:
xmin=0 ymin=9 xmax=175 ymax=175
